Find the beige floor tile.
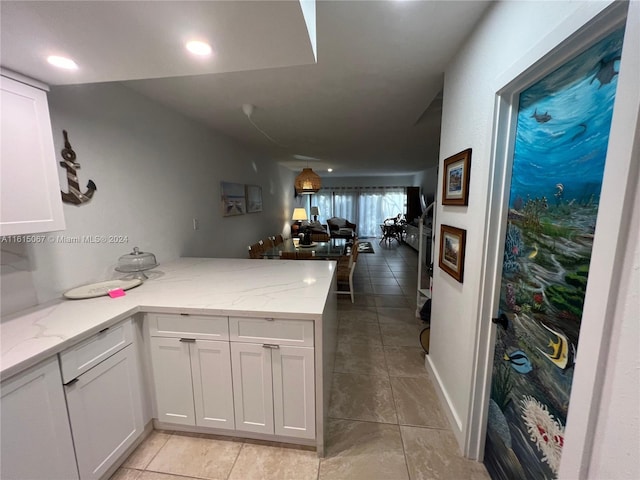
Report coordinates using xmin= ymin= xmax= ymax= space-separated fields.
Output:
xmin=122 ymin=431 xmax=171 ymax=469
xmin=370 ymin=277 xmax=401 ymax=286
xmin=338 ymin=308 xmax=378 ymax=323
xmin=391 ymin=377 xmax=449 ymax=428
xmin=138 ymin=472 xmax=194 ymax=480
xmin=110 ymin=468 xmax=142 ymax=480
xmin=337 ymin=321 xmax=382 ymax=345
xmin=375 ymin=295 xmax=411 ymax=308
xmin=335 ymin=342 xmax=388 ymax=377
xmin=401 ymin=426 xmax=490 ymax=480
xmin=146 ymin=434 xmax=241 ymax=480
xmin=377 ymin=306 xmax=419 ymax=325
xmin=228 ymin=443 xmax=319 ymax=480
xmin=380 ymin=322 xmax=422 ymax=347
xmin=338 ymin=294 xmax=377 ymax=309
xmin=372 ymin=284 xmax=405 ymax=295
xmin=384 ymin=347 xmax=429 ymax=377
xmin=329 ymin=373 xmax=397 ymax=423
xmin=319 ymin=419 xmax=409 ymax=480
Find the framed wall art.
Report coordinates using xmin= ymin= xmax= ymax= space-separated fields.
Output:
xmin=220 ymin=182 xmax=246 ymax=216
xmin=439 ymin=224 xmax=466 ymax=282
xmin=246 ymin=185 xmax=263 ymax=213
xmin=442 ymin=148 xmax=472 ymax=206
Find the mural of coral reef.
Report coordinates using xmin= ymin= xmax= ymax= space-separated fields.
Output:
xmin=484 ymin=27 xmax=625 ymax=480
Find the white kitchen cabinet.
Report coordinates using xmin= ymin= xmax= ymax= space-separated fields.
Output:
xmin=148 ymin=315 xmax=235 ymax=430
xmin=230 ymin=342 xmax=274 ymax=435
xmin=0 ymin=357 xmax=79 ymax=480
xmin=230 ymin=316 xmax=315 ymax=441
xmin=0 ymin=73 xmax=65 ymax=236
xmin=231 ymin=343 xmax=315 ymax=440
xmin=60 ymin=317 xmax=144 ymax=480
xmin=149 ymin=337 xmax=195 ymax=426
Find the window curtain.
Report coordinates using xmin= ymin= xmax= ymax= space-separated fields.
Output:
xmin=313 ymin=187 xmax=406 ymax=238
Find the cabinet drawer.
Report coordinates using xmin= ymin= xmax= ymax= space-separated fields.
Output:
xmin=148 ymin=313 xmax=229 ymax=340
xmin=60 ymin=318 xmax=133 ymax=383
xmin=229 ymin=317 xmax=314 ymax=347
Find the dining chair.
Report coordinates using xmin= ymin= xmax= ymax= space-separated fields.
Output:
xmin=248 ymin=240 xmax=265 ymax=259
xmin=336 ymin=241 xmax=359 ymax=303
xmin=273 ymin=234 xmax=284 ymax=246
xmin=262 ymin=237 xmax=275 ymax=249
xmin=296 ymin=251 xmax=316 ymax=260
xmin=279 ymin=251 xmax=297 ymax=259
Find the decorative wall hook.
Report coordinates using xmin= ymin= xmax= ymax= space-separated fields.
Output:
xmin=59 ymin=130 xmax=97 ymax=205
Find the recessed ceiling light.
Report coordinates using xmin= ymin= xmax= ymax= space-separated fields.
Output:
xmin=327 ymin=168 xmax=333 ymax=173
xmin=186 ymin=40 xmax=212 ymax=56
xmin=47 ymin=55 xmax=78 ymax=70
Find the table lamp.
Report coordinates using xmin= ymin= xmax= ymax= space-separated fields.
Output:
xmin=310 ymin=206 xmax=320 ymax=222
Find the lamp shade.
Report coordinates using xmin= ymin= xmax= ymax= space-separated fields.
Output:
xmin=292 ymin=208 xmax=308 ymax=221
xmin=294 ymin=168 xmax=321 ymax=195
xmin=310 ymin=206 xmax=320 ymax=216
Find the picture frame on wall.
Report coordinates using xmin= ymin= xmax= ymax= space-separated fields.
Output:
xmin=442 ymin=148 xmax=472 ymax=206
xmin=246 ymin=185 xmax=263 ymax=213
xmin=439 ymin=224 xmax=466 ymax=283
xmin=220 ymin=182 xmax=246 ymax=216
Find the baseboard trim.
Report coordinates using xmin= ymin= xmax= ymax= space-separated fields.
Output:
xmin=424 ymin=353 xmax=466 ymax=453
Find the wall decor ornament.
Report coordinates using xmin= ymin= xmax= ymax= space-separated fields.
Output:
xmin=220 ymin=182 xmax=246 ymax=216
xmin=245 ymin=185 xmax=263 ymax=213
xmin=442 ymin=148 xmax=471 ymax=206
xmin=438 ymin=224 xmax=466 ymax=282
xmin=59 ymin=130 xmax=97 ymax=205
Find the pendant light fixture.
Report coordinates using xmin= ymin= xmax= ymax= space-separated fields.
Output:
xmin=294 ymin=167 xmax=321 ymax=195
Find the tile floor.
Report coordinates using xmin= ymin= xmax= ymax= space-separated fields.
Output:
xmin=111 ymin=242 xmax=491 ymax=480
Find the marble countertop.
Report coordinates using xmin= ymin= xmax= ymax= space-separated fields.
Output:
xmin=1 ymin=257 xmax=336 ymax=380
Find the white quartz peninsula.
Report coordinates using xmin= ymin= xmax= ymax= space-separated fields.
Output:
xmin=1 ymin=257 xmax=338 ymax=458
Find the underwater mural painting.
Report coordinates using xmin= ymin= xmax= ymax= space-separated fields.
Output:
xmin=484 ymin=27 xmax=625 ymax=480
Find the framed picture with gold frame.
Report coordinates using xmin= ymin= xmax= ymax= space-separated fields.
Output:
xmin=442 ymin=148 xmax=472 ymax=206
xmin=439 ymin=224 xmax=466 ymax=283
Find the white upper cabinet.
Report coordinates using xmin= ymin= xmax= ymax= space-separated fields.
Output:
xmin=1 ymin=73 xmax=65 ymax=236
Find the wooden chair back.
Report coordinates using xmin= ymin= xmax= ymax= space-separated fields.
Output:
xmin=262 ymin=237 xmax=275 ymax=249
xmin=296 ymin=250 xmax=316 ymax=260
xmin=279 ymin=251 xmax=297 ymax=259
xmin=273 ymin=234 xmax=284 ymax=246
xmin=248 ymin=240 xmax=265 ymax=259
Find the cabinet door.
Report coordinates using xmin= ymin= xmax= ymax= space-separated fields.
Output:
xmin=230 ymin=342 xmax=274 ymax=435
xmin=0 ymin=75 xmax=65 ymax=236
xmin=190 ymin=340 xmax=235 ymax=430
xmin=65 ymin=344 xmax=144 ymax=480
xmin=272 ymin=346 xmax=316 ymax=439
xmin=1 ymin=357 xmax=78 ymax=480
xmin=149 ymin=337 xmax=195 ymax=426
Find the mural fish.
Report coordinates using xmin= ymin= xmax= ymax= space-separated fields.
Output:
xmin=528 ymin=243 xmax=538 ymax=259
xmin=590 ymin=56 xmax=621 ymax=88
xmin=536 ymin=322 xmax=575 ymax=370
xmin=571 ymin=123 xmax=588 ymax=141
xmin=503 ymin=350 xmax=533 ymax=374
xmin=531 ymin=109 xmax=552 ymax=123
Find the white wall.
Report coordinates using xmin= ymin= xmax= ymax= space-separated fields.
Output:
xmin=1 ymin=82 xmax=295 ymax=314
xmin=431 ymin=2 xmax=638 ymax=477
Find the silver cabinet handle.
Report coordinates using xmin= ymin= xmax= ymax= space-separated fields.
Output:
xmin=179 ymin=338 xmax=196 ymax=343
xmin=262 ymin=344 xmax=280 ymax=349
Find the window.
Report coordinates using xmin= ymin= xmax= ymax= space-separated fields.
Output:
xmin=314 ymin=187 xmax=406 ymax=238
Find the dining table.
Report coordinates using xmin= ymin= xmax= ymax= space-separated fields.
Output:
xmin=262 ymin=239 xmax=347 ymax=259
